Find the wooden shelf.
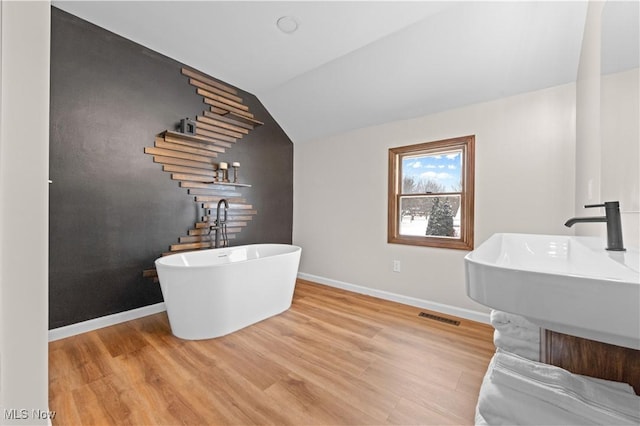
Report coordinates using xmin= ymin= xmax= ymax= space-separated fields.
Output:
xmin=202 ymin=181 xmax=251 ymax=188
xmin=162 ymin=130 xmax=232 ymax=145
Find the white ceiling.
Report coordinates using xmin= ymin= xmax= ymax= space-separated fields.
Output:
xmin=53 ymin=1 xmax=637 ymax=143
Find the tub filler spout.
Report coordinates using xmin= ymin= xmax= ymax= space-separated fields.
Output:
xmin=205 ymin=198 xmax=229 ymax=248
xmin=214 ymin=198 xmax=228 ymax=248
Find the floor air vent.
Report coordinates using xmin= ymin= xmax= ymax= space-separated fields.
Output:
xmin=418 ymin=312 xmax=460 ymax=326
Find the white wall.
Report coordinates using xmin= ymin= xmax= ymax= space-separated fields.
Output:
xmin=575 ymin=1 xmax=603 ymax=223
xmin=575 ymin=0 xmax=639 ymax=248
xmin=601 ymin=68 xmax=640 ymax=248
xmin=0 ymin=1 xmax=50 ymax=422
xmin=294 ymin=83 xmax=576 ymax=316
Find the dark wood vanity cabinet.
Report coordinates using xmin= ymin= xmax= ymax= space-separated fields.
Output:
xmin=542 ymin=329 xmax=640 ymax=395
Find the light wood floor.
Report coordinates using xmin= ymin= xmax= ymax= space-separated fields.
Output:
xmin=49 ymin=279 xmax=495 ymax=425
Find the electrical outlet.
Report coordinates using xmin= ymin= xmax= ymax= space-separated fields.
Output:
xmin=393 ymin=260 xmax=401 ymax=272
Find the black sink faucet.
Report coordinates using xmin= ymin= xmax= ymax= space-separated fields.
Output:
xmin=564 ymin=201 xmax=625 ymax=251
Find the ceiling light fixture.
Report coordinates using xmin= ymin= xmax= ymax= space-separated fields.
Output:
xmin=277 ymin=16 xmax=299 ymax=34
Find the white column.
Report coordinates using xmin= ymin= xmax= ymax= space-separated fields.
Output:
xmin=0 ymin=1 xmax=50 ymax=423
xmin=575 ymin=1 xmax=604 ymax=235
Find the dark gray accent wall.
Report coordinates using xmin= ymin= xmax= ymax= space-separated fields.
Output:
xmin=49 ymin=8 xmax=293 ymax=329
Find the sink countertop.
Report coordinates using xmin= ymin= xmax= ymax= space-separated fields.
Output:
xmin=465 ymin=233 xmax=640 ymax=349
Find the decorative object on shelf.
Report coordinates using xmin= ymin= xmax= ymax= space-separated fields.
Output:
xmin=232 ymin=162 xmax=240 ymax=183
xmin=219 ymin=161 xmax=229 ymax=182
xmin=179 ymin=117 xmax=197 ymax=135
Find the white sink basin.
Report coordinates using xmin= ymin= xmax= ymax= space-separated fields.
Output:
xmin=465 ymin=233 xmax=640 ymax=349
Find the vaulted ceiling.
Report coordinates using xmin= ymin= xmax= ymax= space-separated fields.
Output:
xmin=53 ymin=1 xmax=638 ymax=143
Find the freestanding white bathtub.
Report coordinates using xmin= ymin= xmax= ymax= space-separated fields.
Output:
xmin=155 ymin=244 xmax=301 ymax=340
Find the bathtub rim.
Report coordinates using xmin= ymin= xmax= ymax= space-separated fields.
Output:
xmin=155 ymin=243 xmax=302 ymax=269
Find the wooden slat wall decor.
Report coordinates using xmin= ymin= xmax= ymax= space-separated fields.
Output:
xmin=227 ymin=111 xmax=264 ymax=126
xmin=179 ymin=182 xmax=247 ymax=192
xmin=188 ymin=78 xmax=244 ymax=104
xmin=162 ymin=165 xmax=217 ymax=177
xmin=156 ymin=141 xmax=219 ymax=158
xmin=181 ymin=68 xmax=239 ymax=96
xmin=153 ymin=155 xmax=213 ymax=170
xmin=197 ymin=88 xmax=249 ymax=112
xmin=144 ymin=146 xmax=212 ymax=163
xmin=195 ymin=120 xmax=244 ymax=138
xmin=197 ymin=115 xmax=250 ymax=135
xmin=143 ymin=67 xmax=263 ymax=272
xmin=187 ymin=188 xmax=243 ymax=196
xmin=195 ymin=127 xmax=237 ymax=143
xmin=203 ymin=110 xmax=255 ymax=130
xmin=204 ymin=98 xmax=254 ymax=119
xmin=195 ymin=196 xmax=245 ymax=203
xmin=163 ymin=135 xmax=226 ymax=153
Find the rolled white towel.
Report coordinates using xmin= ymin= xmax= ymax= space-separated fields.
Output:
xmin=490 ymin=309 xmax=539 ymax=330
xmin=492 ymin=321 xmax=541 ymax=342
xmin=474 ymin=408 xmax=489 ymax=426
xmin=493 ymin=330 xmax=540 ymax=361
xmin=579 ymin=375 xmax=637 ymax=394
xmin=476 ymin=349 xmax=640 ymax=425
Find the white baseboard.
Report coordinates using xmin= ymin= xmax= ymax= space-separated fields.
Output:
xmin=297 ymin=272 xmax=490 ymax=324
xmin=49 ymin=274 xmax=489 ymax=341
xmin=48 ymin=302 xmax=166 ymax=342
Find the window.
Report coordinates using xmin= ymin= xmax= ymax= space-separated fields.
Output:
xmin=388 ymin=135 xmax=475 ymax=250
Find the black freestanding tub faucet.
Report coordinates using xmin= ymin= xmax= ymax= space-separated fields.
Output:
xmin=564 ymin=201 xmax=625 ymax=251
